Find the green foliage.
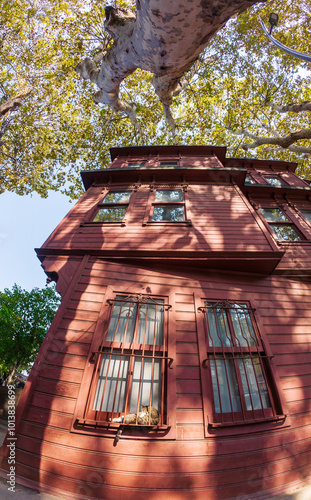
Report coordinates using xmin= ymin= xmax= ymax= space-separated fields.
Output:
xmin=1 ymin=0 xmax=311 ymax=200
xmin=0 ymin=283 xmax=61 ymax=384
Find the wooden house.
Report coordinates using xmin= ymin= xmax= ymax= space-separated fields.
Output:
xmin=1 ymin=145 xmax=311 ymax=499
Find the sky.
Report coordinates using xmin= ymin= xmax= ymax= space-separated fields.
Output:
xmin=0 ymin=190 xmax=73 ymax=291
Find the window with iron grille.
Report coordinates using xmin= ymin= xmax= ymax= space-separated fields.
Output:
xmin=200 ymin=300 xmax=281 ymax=425
xmin=92 ymin=191 xmax=132 ymax=223
xmin=81 ymin=294 xmax=171 ymax=428
xmin=259 ymin=207 xmax=302 ymax=241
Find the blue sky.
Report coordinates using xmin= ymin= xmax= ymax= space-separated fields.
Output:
xmin=0 ymin=191 xmax=73 ymax=291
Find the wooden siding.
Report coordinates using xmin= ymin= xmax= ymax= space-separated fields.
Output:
xmin=41 ymin=184 xmax=274 ymax=254
xmin=2 ymin=259 xmax=311 ymax=499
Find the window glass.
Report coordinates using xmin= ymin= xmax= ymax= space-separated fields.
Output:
xmin=238 ymin=357 xmax=271 ymax=411
xmin=129 ymin=358 xmax=161 ymax=413
xmin=270 ymin=225 xmax=302 ymax=241
xmin=93 ymin=207 xmax=127 ymax=222
xmin=259 ymin=208 xmax=288 ymax=222
xmin=103 ymin=191 xmax=131 ymax=203
xmin=93 ymin=354 xmax=129 ymax=412
xmin=126 ymin=162 xmax=145 ymax=168
xmin=210 ymin=356 xmax=242 ymax=413
xmin=205 ymin=304 xmax=231 ymax=347
xmin=245 ymin=175 xmax=255 ymax=185
xmin=300 ymin=209 xmax=311 ymax=222
xmin=160 ymin=161 xmax=178 ymax=167
xmin=155 ymin=189 xmax=183 ymax=202
xmin=264 ymin=176 xmax=286 ymax=187
xmin=152 ymin=206 xmax=184 ymax=221
xmin=229 ymin=305 xmax=257 ymax=347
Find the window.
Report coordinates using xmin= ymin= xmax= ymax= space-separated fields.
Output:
xmin=80 ymin=295 xmax=171 ymax=428
xmin=126 ymin=162 xmax=145 ymax=168
xmin=244 ymin=175 xmax=256 ymax=186
xmin=152 ymin=189 xmax=184 ymax=222
xmin=299 ymin=209 xmax=311 ymax=223
xmin=160 ymin=161 xmax=178 ymax=168
xmin=259 ymin=207 xmax=302 ymax=241
xmin=264 ymin=176 xmax=287 ymax=187
xmin=201 ymin=300 xmax=280 ymax=425
xmin=92 ymin=191 xmax=131 ymax=223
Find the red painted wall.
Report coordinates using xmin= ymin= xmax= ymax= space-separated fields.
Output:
xmin=1 ymin=146 xmax=311 ymax=499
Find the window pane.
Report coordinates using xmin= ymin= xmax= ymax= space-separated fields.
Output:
xmin=106 ymin=298 xmax=137 ymax=342
xmin=210 ymin=357 xmax=241 ymax=413
xmin=93 ymin=354 xmax=129 ymax=412
xmin=160 ymin=161 xmax=178 ymax=167
xmin=129 ymin=358 xmax=161 ymax=414
xmin=155 ymin=189 xmax=183 ymax=202
xmin=238 ymin=357 xmax=271 ymax=411
xmin=93 ymin=207 xmax=126 ymax=222
xmin=260 ymin=208 xmax=288 ymax=222
xmin=103 ymin=191 xmax=131 ymax=203
xmin=265 ymin=176 xmax=286 ymax=187
xmin=229 ymin=305 xmax=257 ymax=347
xmin=152 ymin=206 xmax=184 ymax=221
xmin=205 ymin=304 xmax=232 ymax=347
xmin=270 ymin=224 xmax=302 ymax=241
xmin=300 ymin=209 xmax=311 ymax=222
xmin=137 ymin=300 xmax=164 ymax=345
xmin=126 ymin=162 xmax=144 ymax=168
xmin=245 ymin=175 xmax=255 ymax=185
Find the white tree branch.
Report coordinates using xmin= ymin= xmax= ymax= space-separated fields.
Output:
xmin=76 ymin=1 xmax=264 ymax=134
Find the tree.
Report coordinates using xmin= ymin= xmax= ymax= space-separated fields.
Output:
xmin=0 ymin=284 xmax=61 ymax=385
xmin=1 ymin=0 xmax=311 ymax=200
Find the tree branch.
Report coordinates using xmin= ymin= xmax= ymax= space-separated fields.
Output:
xmin=265 ymin=101 xmax=311 ymax=113
xmin=0 ymin=89 xmax=32 ymax=117
xmin=76 ymin=0 xmax=263 ymax=135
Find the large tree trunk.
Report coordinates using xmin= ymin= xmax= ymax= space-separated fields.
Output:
xmin=76 ymin=0 xmax=265 ymax=137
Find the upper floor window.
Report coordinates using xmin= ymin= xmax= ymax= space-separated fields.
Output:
xmin=299 ymin=209 xmax=311 ymax=223
xmin=93 ymin=191 xmax=132 ymax=223
xmin=244 ymin=175 xmax=256 ymax=186
xmin=160 ymin=161 xmax=178 ymax=168
xmin=264 ymin=176 xmax=287 ymax=188
xmin=77 ymin=294 xmax=171 ymax=430
xmin=152 ymin=189 xmax=184 ymax=222
xmin=126 ymin=162 xmax=145 ymax=168
xmin=259 ymin=207 xmax=302 ymax=241
xmin=201 ymin=300 xmax=280 ymax=425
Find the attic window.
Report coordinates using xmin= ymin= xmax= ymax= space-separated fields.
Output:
xmin=160 ymin=161 xmax=178 ymax=167
xmin=264 ymin=176 xmax=287 ymax=187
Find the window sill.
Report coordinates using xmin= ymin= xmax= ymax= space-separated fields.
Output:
xmin=81 ymin=221 xmax=126 ymax=227
xmin=71 ymin=418 xmax=173 ymax=439
xmin=205 ymin=414 xmax=290 ymax=437
xmin=143 ymin=220 xmax=192 ymax=226
xmin=209 ymin=414 xmax=286 ymax=428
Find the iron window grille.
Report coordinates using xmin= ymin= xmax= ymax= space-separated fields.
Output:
xmin=200 ymin=300 xmax=280 ymax=425
xmin=152 ymin=189 xmax=185 ymax=222
xmin=259 ymin=207 xmax=302 ymax=241
xmin=92 ymin=191 xmax=132 ymax=224
xmin=81 ymin=294 xmax=172 ymax=428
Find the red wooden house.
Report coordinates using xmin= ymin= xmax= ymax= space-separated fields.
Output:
xmin=1 ymin=145 xmax=311 ymax=499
